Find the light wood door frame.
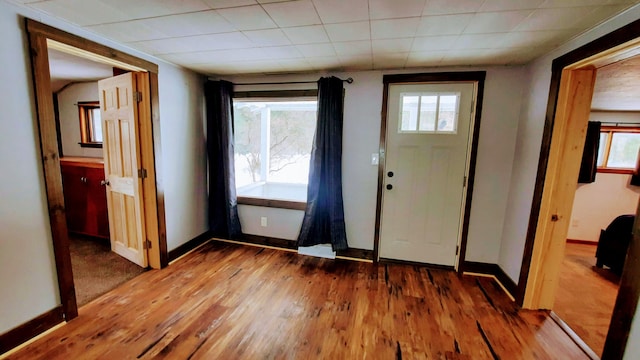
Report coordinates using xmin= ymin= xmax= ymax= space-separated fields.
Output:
xmin=25 ymin=19 xmax=168 ymax=322
xmin=374 ymin=71 xmax=486 ymax=272
xmin=518 ymin=18 xmax=640 ymax=359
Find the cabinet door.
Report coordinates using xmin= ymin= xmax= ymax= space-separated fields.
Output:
xmin=85 ymin=166 xmax=110 ymax=238
xmin=61 ymin=165 xmax=88 ymax=234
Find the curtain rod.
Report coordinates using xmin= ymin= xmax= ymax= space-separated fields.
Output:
xmin=234 ymin=77 xmax=353 ymax=86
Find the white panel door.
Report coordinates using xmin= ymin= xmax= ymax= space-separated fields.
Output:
xmin=99 ymin=72 xmax=148 ymax=267
xmin=379 ymin=82 xmax=476 ymax=266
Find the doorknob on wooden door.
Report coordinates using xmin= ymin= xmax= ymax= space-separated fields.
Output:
xmin=100 ymin=180 xmax=110 ymax=186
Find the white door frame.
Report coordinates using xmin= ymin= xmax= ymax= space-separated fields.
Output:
xmin=373 ymin=72 xmax=486 ymax=273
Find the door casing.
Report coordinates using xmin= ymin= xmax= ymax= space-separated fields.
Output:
xmin=26 ymin=19 xmax=168 ymax=322
xmin=374 ymin=72 xmax=486 ymax=272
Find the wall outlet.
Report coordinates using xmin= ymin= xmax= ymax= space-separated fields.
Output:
xmin=260 ymin=217 xmax=268 ymax=227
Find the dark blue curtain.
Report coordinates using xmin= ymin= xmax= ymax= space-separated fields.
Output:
xmin=297 ymin=76 xmax=348 ymax=251
xmin=578 ymin=121 xmax=601 ymax=183
xmin=205 ymin=80 xmax=242 ymax=239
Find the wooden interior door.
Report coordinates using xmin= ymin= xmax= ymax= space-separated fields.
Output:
xmin=379 ymin=82 xmax=475 ymax=266
xmin=99 ymin=72 xmax=148 ymax=267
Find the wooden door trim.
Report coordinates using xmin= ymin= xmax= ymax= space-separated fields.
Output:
xmin=374 ymin=71 xmax=486 ymax=271
xmin=517 ymin=17 xmax=640 ymax=359
xmin=25 ymin=18 xmax=168 ymax=323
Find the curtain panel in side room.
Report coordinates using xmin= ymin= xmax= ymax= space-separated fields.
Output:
xmin=297 ymin=76 xmax=348 ymax=251
xmin=578 ymin=121 xmax=601 ymax=184
xmin=205 ymin=80 xmax=242 ymax=239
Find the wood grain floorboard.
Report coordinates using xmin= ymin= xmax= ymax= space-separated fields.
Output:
xmin=554 ymin=242 xmax=619 ymax=357
xmin=6 ymin=241 xmax=588 ymax=359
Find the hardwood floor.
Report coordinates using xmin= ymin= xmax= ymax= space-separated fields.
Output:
xmin=554 ymin=242 xmax=620 ymax=357
xmin=6 ymin=240 xmax=587 ymax=359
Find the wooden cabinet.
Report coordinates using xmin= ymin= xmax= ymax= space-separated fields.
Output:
xmin=61 ymin=157 xmax=110 ymax=239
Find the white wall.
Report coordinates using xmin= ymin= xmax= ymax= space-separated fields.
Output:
xmin=568 ymin=174 xmax=640 ymax=242
xmin=227 ymin=66 xmax=526 ymax=259
xmin=57 ymin=82 xmax=102 ymax=158
xmin=158 ymin=65 xmax=208 ymax=251
xmin=498 ymin=5 xmax=640 ymax=282
xmin=0 ymin=1 xmax=207 ymax=334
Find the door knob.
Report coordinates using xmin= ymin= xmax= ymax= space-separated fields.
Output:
xmin=387 ymin=171 xmax=394 ymax=177
xmin=80 ymin=176 xmax=87 ymax=183
xmin=386 ymin=184 xmax=393 ymax=190
xmin=100 ymin=180 xmax=110 ymax=186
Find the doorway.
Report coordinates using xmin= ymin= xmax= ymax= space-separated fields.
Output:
xmin=374 ymin=72 xmax=486 ymax=269
xmin=518 ymin=20 xmax=640 ymax=359
xmin=26 ymin=19 xmax=168 ymax=321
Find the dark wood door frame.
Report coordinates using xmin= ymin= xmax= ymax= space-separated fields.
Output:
xmin=373 ymin=71 xmax=486 ymax=272
xmin=25 ymin=19 xmax=168 ymax=322
xmin=517 ymin=18 xmax=640 ymax=359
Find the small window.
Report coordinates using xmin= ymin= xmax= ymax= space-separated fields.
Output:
xmin=78 ymin=101 xmax=102 ymax=148
xmin=399 ymin=92 xmax=460 ymax=134
xmin=597 ymin=126 xmax=640 ymax=174
xmin=233 ymin=92 xmax=317 ymax=204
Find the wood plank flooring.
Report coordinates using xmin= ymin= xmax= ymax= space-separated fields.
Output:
xmin=554 ymin=242 xmax=620 ymax=357
xmin=6 ymin=241 xmax=587 ymax=359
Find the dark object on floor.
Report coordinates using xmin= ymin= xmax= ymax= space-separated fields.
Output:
xmin=596 ymin=214 xmax=635 ymax=275
xmin=69 ymin=235 xmax=147 ymax=307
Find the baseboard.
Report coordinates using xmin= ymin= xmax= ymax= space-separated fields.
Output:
xmin=168 ymin=231 xmax=212 ymax=262
xmin=463 ymin=261 xmax=517 ymax=300
xmin=566 ymin=239 xmax=598 ymax=245
xmin=0 ymin=306 xmax=64 ymax=355
xmin=236 ymin=234 xmax=374 ymax=261
xmin=549 ymin=311 xmax=599 ymax=360
xmin=380 ymin=258 xmax=455 ymax=270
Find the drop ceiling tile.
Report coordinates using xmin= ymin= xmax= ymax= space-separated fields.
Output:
xmin=453 ymin=34 xmax=507 ymax=49
xmin=372 ymin=38 xmax=414 ymax=53
xmin=463 ymin=10 xmax=533 ymax=34
xmin=202 ymin=0 xmax=257 ymax=8
xmin=132 ymin=32 xmax=253 ymax=54
xmin=373 ymin=52 xmax=409 ymax=68
xmin=217 ymin=5 xmax=277 ymax=30
xmin=540 ymin=0 xmax=610 ymax=7
xmin=87 ymin=11 xmax=237 ymax=43
xmin=311 ymin=0 xmax=369 ymax=24
xmin=262 ymin=0 xmax=321 ymax=27
xmin=333 ymin=41 xmax=372 ymax=56
xmin=406 ymin=51 xmax=446 ymax=66
xmin=244 ymin=29 xmax=292 ymax=46
xmin=369 ymin=0 xmax=427 ymax=20
xmin=282 ymin=25 xmax=329 ymax=44
xmin=573 ymin=4 xmax=636 ymax=31
xmin=338 ymin=54 xmax=373 ymax=70
xmin=500 ymin=29 xmax=573 ymax=48
xmin=256 ymin=45 xmax=305 ymax=60
xmin=278 ymin=59 xmax=314 ymax=72
xmin=440 ymin=49 xmax=496 ymax=65
xmin=515 ymin=6 xmax=596 ymax=31
xmin=411 ymin=35 xmax=459 ymax=51
xmin=296 ymin=43 xmax=336 ymax=57
xmin=422 ymin=0 xmax=485 ymax=15
xmin=370 ymin=18 xmax=420 ymax=39
xmin=306 ymin=56 xmax=343 ymax=70
xmin=324 ymin=22 xmax=371 ymax=42
xmin=479 ymin=0 xmax=545 ymax=12
xmin=416 ymin=14 xmax=473 ymax=36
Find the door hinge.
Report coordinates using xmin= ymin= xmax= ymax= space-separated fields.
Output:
xmin=456 ymin=246 xmax=459 ymax=255
xmin=463 ymin=176 xmax=467 ymax=188
xmin=133 ymin=91 xmax=143 ymax=102
xmin=138 ymin=168 xmax=147 ymax=179
xmin=143 ymin=239 xmax=152 ymax=249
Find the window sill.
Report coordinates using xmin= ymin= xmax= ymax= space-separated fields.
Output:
xmin=79 ymin=142 xmax=103 ymax=149
xmin=597 ymin=168 xmax=634 ymax=175
xmin=237 ymin=196 xmax=306 ymax=211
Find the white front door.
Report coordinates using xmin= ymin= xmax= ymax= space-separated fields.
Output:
xmin=379 ymin=82 xmax=476 ymax=266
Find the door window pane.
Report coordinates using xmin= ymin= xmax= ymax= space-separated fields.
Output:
xmin=437 ymin=95 xmax=458 ymax=133
xmin=400 ymin=95 xmax=419 ymax=131
xmin=419 ymin=96 xmax=437 ymax=131
xmin=399 ymin=92 xmax=460 ymax=134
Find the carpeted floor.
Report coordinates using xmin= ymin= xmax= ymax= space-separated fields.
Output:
xmin=69 ymin=235 xmax=147 ymax=307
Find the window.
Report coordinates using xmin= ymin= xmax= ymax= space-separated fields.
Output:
xmin=597 ymin=126 xmax=640 ymax=173
xmin=78 ymin=101 xmax=102 ymax=148
xmin=233 ymin=92 xmax=317 ymax=204
xmin=399 ymin=92 xmax=460 ymax=133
